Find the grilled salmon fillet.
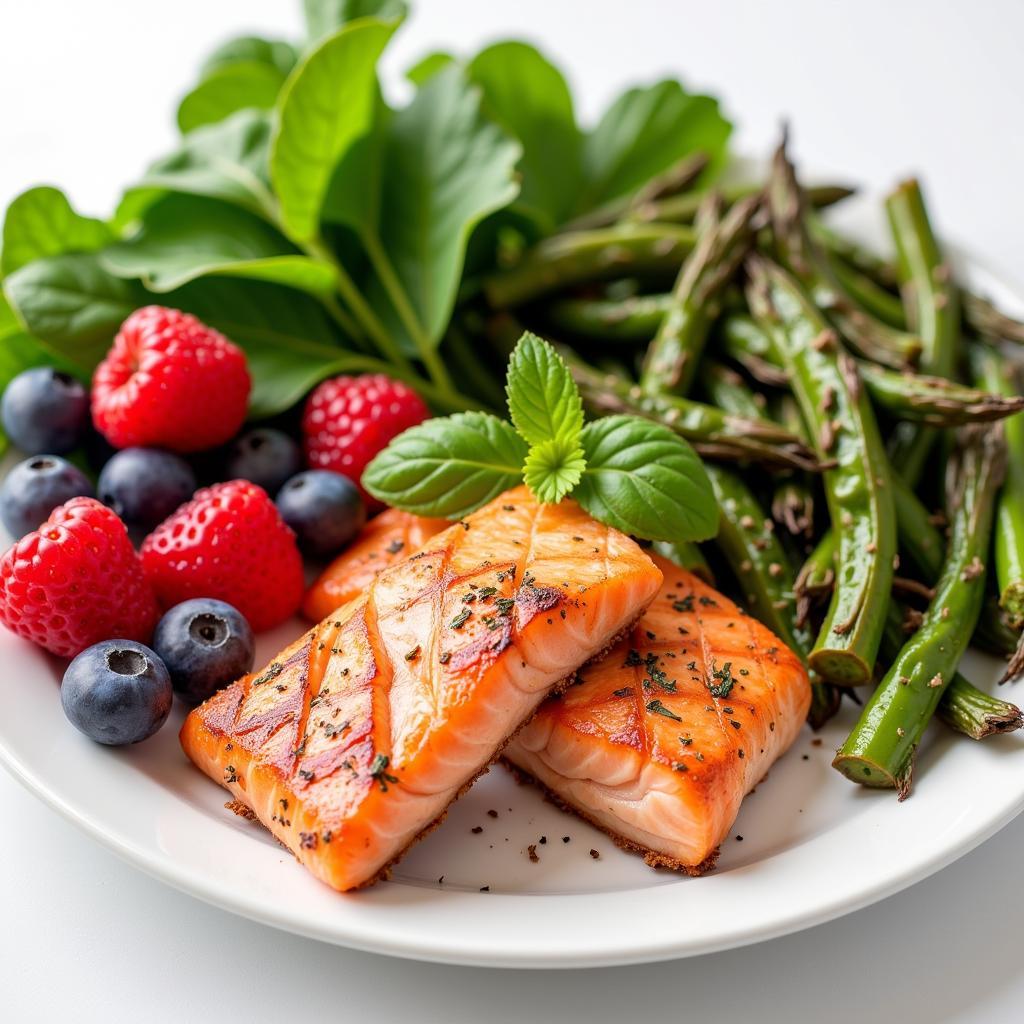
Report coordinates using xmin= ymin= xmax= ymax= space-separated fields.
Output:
xmin=303 ymin=509 xmax=448 ymax=621
xmin=505 ymin=555 xmax=810 ymax=873
xmin=180 ymin=486 xmax=662 ymax=891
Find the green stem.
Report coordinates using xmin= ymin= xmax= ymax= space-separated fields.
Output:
xmin=363 ymin=234 xmax=454 ymax=394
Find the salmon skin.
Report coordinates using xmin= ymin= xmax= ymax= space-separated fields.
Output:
xmin=505 ymin=555 xmax=810 ymax=872
xmin=180 ymin=487 xmax=663 ymax=891
xmin=303 ymin=509 xmax=448 ymax=622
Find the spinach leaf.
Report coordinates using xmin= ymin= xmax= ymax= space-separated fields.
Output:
xmin=362 ymin=411 xmax=527 ymax=518
xmin=101 ymin=194 xmax=336 ymax=296
xmin=272 ymin=16 xmax=401 ymax=243
xmin=325 ymin=66 xmax=520 ymax=349
xmin=574 ymin=415 xmax=719 ymax=542
xmin=177 ymin=61 xmax=286 ymax=135
xmin=302 ymin=0 xmax=408 ymax=44
xmin=467 ymin=41 xmax=581 ymax=230
xmin=405 ymin=51 xmax=455 ymax=86
xmin=117 ymin=109 xmax=276 ymax=227
xmin=2 ymin=187 xmax=111 ymax=277
xmin=200 ymin=36 xmax=298 ymax=78
xmin=3 ymin=253 xmax=146 ymax=370
xmin=578 ymin=80 xmax=730 ymax=211
xmin=523 ymin=436 xmax=585 ymax=504
xmin=505 ymin=331 xmax=582 ymax=446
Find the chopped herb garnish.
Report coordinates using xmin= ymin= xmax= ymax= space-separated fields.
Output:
xmin=450 ymin=607 xmax=472 ymax=629
xmin=477 ymin=586 xmax=497 ymax=599
xmin=623 ymin=649 xmax=642 ymax=667
xmin=385 ymin=540 xmax=404 ymax=555
xmin=612 ymin=686 xmax=633 ymax=698
xmin=439 ymin=651 xmax=452 ymax=665
xmin=251 ymin=662 xmax=283 ymax=687
xmin=646 ymin=699 xmax=682 ymax=722
xmin=405 ymin=645 xmax=421 ymax=662
xmin=369 ymin=753 xmax=400 ymax=792
xmin=709 ymin=661 xmax=735 ymax=698
xmin=673 ymin=594 xmax=694 ymax=613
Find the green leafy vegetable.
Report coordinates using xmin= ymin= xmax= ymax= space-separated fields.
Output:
xmin=325 ymin=66 xmax=521 ymax=355
xmin=574 ymin=415 xmax=719 ymax=542
xmin=117 ymin=109 xmax=277 ymax=226
xmin=578 ymin=80 xmax=730 ymax=211
xmin=505 ymin=331 xmax=583 ymax=446
xmin=302 ymin=0 xmax=408 ymax=44
xmin=467 ymin=41 xmax=581 ymax=229
xmin=405 ymin=51 xmax=454 ymax=86
xmin=523 ymin=436 xmax=585 ymax=504
xmin=362 ymin=411 xmax=528 ymax=517
xmin=272 ymin=16 xmax=401 ymax=243
xmin=177 ymin=61 xmax=287 ymax=135
xmin=101 ymin=194 xmax=337 ymax=296
xmin=2 ymin=187 xmax=111 ymax=277
xmin=200 ymin=36 xmax=298 ymax=78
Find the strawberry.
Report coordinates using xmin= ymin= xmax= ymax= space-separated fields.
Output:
xmin=140 ymin=480 xmax=303 ymax=632
xmin=0 ymin=498 xmax=158 ymax=658
xmin=302 ymin=374 xmax=429 ymax=503
xmin=92 ymin=306 xmax=250 ymax=453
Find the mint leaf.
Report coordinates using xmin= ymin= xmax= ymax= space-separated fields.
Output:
xmin=362 ymin=412 xmax=528 ymax=518
xmin=523 ymin=436 xmax=585 ymax=504
xmin=199 ymin=36 xmax=298 ymax=79
xmin=573 ymin=415 xmax=718 ymax=542
xmin=405 ymin=51 xmax=455 ymax=86
xmin=2 ymin=187 xmax=111 ymax=277
xmin=506 ymin=332 xmax=583 ymax=446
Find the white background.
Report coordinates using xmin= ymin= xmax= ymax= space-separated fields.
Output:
xmin=2 ymin=1 xmax=1023 ymax=1020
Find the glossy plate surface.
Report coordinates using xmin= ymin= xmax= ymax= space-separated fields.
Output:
xmin=2 ymin=198 xmax=1023 ymax=967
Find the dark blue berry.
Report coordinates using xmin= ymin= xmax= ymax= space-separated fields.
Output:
xmin=97 ymin=447 xmax=196 ymax=529
xmin=61 ymin=640 xmax=173 ymax=746
xmin=152 ymin=598 xmax=255 ymax=704
xmin=1 ymin=367 xmax=89 ymax=454
xmin=225 ymin=428 xmax=302 ymax=495
xmin=0 ymin=455 xmax=95 ymax=538
xmin=276 ymin=470 xmax=366 ymax=558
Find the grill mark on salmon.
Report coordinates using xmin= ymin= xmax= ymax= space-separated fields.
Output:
xmin=505 ymin=555 xmax=810 ymax=872
xmin=180 ymin=487 xmax=663 ymax=891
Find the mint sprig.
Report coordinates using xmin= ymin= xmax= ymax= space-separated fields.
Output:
xmin=363 ymin=331 xmax=719 ymax=543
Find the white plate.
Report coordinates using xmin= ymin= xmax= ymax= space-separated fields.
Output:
xmin=2 ymin=200 xmax=1024 ymax=969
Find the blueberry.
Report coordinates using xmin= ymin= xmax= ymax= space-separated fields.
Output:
xmin=97 ymin=447 xmax=196 ymax=529
xmin=225 ymin=428 xmax=302 ymax=495
xmin=1 ymin=367 xmax=89 ymax=454
xmin=61 ymin=640 xmax=173 ymax=745
xmin=0 ymin=455 xmax=95 ymax=538
xmin=152 ymin=598 xmax=255 ymax=704
xmin=276 ymin=470 xmax=366 ymax=557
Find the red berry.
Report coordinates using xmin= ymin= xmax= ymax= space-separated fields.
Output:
xmin=140 ymin=480 xmax=303 ymax=632
xmin=302 ymin=374 xmax=429 ymax=502
xmin=0 ymin=498 xmax=158 ymax=658
xmin=92 ymin=306 xmax=251 ymax=452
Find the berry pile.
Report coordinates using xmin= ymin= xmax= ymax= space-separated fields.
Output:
xmin=0 ymin=305 xmax=434 ymax=746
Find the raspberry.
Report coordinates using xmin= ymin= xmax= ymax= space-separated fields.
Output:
xmin=92 ymin=306 xmax=251 ymax=452
xmin=0 ymin=498 xmax=159 ymax=658
xmin=140 ymin=480 xmax=303 ymax=632
xmin=302 ymin=374 xmax=429 ymax=502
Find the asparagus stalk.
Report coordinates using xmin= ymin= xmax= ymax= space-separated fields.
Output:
xmin=484 ymin=223 xmax=696 ymax=309
xmin=640 ymin=191 xmax=761 ymax=396
xmin=879 ymin=604 xmax=1022 ymax=741
xmin=562 ymin=152 xmax=709 ymax=232
xmin=698 ymin=361 xmax=768 ymax=418
xmin=767 ymin=140 xmax=922 ymax=369
xmin=746 ymin=255 xmax=896 ymax=685
xmin=634 ymin=182 xmax=855 ymax=225
xmin=566 ymin=356 xmax=821 ymax=471
xmin=542 ymin=293 xmax=671 ymax=343
xmin=705 ymin=464 xmax=840 ymax=728
xmin=833 ymin=423 xmax=1007 ymax=795
xmin=651 ymin=539 xmax=714 ymax=584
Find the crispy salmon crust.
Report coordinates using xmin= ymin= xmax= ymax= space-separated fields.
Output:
xmin=504 ymin=556 xmax=811 ymax=872
xmin=180 ymin=487 xmax=663 ymax=891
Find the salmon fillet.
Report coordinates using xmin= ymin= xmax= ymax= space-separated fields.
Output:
xmin=179 ymin=487 xmax=663 ymax=891
xmin=303 ymin=509 xmax=448 ymax=622
xmin=505 ymin=555 xmax=810 ymax=872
